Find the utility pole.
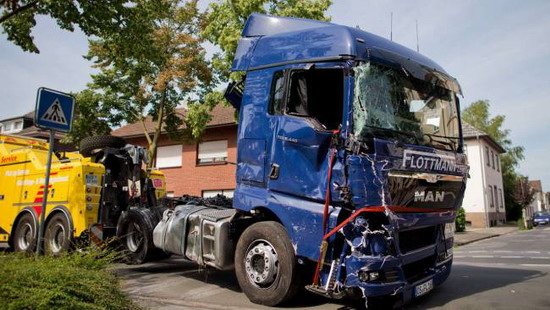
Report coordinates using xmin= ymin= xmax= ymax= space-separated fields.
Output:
xmin=416 ymin=19 xmax=419 ymax=52
xmin=390 ymin=12 xmax=393 ymax=41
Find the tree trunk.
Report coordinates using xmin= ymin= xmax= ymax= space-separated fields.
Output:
xmin=148 ymin=88 xmax=168 ymax=171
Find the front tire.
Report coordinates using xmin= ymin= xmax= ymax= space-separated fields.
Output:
xmin=235 ymin=221 xmax=299 ymax=306
xmin=44 ymin=213 xmax=72 ymax=255
xmin=13 ymin=213 xmax=37 ymax=253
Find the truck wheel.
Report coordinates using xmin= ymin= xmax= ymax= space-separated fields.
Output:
xmin=44 ymin=213 xmax=72 ymax=256
xmin=235 ymin=221 xmax=299 ymax=306
xmin=117 ymin=210 xmax=154 ymax=264
xmin=13 ymin=213 xmax=37 ymax=253
xmin=80 ymin=135 xmax=126 ymax=157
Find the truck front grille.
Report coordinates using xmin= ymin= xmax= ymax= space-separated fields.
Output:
xmin=398 ymin=225 xmax=436 ymax=253
xmin=402 ymin=255 xmax=435 ymax=283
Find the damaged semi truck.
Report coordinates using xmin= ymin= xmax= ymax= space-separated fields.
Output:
xmin=153 ymin=14 xmax=468 ymax=307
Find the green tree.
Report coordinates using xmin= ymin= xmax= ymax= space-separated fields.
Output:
xmin=84 ymin=0 xmax=212 ymax=167
xmin=61 ymin=90 xmax=112 ymax=146
xmin=183 ymin=0 xmax=333 ymax=138
xmin=462 ymin=100 xmax=525 ymax=220
xmin=0 ymin=0 xmax=150 ymax=53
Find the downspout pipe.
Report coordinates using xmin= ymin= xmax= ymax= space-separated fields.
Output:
xmin=477 ymin=134 xmax=489 ymax=227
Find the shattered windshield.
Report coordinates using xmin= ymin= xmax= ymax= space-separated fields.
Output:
xmin=353 ymin=62 xmax=460 ymax=151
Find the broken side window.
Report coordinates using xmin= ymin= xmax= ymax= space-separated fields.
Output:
xmin=286 ymin=68 xmax=344 ymax=130
xmin=269 ymin=71 xmax=285 ymax=115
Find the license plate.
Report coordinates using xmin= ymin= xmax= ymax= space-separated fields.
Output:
xmin=86 ymin=174 xmax=98 ymax=186
xmin=414 ymin=279 xmax=433 ymax=297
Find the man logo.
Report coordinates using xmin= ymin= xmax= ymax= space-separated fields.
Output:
xmin=414 ymin=190 xmax=445 ymax=202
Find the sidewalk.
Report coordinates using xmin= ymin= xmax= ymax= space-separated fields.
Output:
xmin=454 ymin=225 xmax=518 ymax=246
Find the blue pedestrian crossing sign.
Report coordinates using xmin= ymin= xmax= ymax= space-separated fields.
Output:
xmin=35 ymin=87 xmax=75 ymax=132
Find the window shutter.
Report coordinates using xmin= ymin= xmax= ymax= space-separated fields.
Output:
xmin=156 ymin=145 xmax=182 ymax=168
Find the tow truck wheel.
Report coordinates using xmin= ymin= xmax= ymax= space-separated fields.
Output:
xmin=235 ymin=221 xmax=299 ymax=306
xmin=80 ymin=135 xmax=126 ymax=157
xmin=44 ymin=213 xmax=71 ymax=256
xmin=13 ymin=213 xmax=37 ymax=253
xmin=117 ymin=209 xmax=154 ymax=264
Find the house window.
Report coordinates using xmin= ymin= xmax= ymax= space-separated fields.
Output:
xmin=491 ymin=150 xmax=495 ymax=169
xmin=498 ymin=188 xmax=504 ymax=209
xmin=493 ymin=185 xmax=498 ymax=208
xmin=156 ymin=145 xmax=182 ymax=168
xmin=202 ymin=189 xmax=234 ymax=198
xmin=489 ymin=185 xmax=495 ymax=208
xmin=3 ymin=122 xmax=11 ymax=132
xmin=496 ymin=155 xmax=500 ymax=172
xmin=197 ymin=140 xmax=228 ymax=165
xmin=14 ymin=121 xmax=23 ymax=131
xmin=485 ymin=146 xmax=490 ymax=167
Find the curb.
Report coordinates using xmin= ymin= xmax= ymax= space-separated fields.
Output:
xmin=454 ymin=234 xmax=499 ymax=247
xmin=454 ymin=228 xmax=519 ymax=247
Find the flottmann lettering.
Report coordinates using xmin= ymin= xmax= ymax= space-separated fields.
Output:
xmin=403 ymin=150 xmax=459 ymax=173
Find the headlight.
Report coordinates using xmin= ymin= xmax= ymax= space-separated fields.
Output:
xmin=444 ymin=223 xmax=455 ymax=239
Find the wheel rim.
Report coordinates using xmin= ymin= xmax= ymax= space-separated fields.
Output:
xmin=127 ymin=223 xmax=143 ymax=253
xmin=245 ymin=239 xmax=279 ymax=288
xmin=48 ymin=222 xmax=66 ymax=253
xmin=17 ymin=223 xmax=33 ymax=250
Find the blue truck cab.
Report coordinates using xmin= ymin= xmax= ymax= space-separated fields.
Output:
xmin=154 ymin=13 xmax=468 ymax=308
xmin=226 ymin=14 xmax=468 ymax=306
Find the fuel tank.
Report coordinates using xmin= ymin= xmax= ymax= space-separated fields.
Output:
xmin=153 ymin=204 xmax=236 ymax=270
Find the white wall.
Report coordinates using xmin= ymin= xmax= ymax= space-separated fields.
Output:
xmin=462 ymin=137 xmax=506 ymax=225
xmin=462 ymin=141 xmax=486 ymax=213
xmin=530 ymin=191 xmax=544 ymax=212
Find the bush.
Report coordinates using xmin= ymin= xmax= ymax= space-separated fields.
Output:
xmin=518 ymin=217 xmax=533 ymax=230
xmin=455 ymin=207 xmax=466 ymax=232
xmin=0 ymin=249 xmax=139 ymax=310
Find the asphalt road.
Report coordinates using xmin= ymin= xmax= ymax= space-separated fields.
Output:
xmin=116 ymin=226 xmax=550 ymax=310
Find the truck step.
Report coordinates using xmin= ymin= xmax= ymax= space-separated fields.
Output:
xmin=305 ymin=285 xmax=345 ymax=299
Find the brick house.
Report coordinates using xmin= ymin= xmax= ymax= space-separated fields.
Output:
xmin=461 ymin=122 xmax=507 ymax=228
xmin=111 ymin=104 xmax=238 ymax=198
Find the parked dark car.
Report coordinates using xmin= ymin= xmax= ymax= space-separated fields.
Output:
xmin=533 ymin=211 xmax=550 ymax=226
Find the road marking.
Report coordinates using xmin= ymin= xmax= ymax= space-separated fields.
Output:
xmin=526 ymin=251 xmax=541 ymax=254
xmin=521 ymin=264 xmax=550 ymax=268
xmin=468 ymin=250 xmax=487 ymax=253
xmin=471 ymin=255 xmax=494 ymax=258
xmin=531 ymin=257 xmax=550 ymax=259
xmin=493 ymin=250 xmax=513 ymax=253
xmin=501 ymin=256 xmax=523 ymax=258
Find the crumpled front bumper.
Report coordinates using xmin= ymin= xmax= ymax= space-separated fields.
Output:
xmin=344 ymin=254 xmax=453 ymax=302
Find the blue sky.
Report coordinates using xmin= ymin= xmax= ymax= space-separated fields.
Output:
xmin=1 ymin=0 xmax=549 ymax=191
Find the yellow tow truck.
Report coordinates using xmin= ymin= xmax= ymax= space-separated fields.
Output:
xmin=0 ymin=134 xmax=167 ymax=263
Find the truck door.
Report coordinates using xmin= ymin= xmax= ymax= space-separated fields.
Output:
xmin=267 ymin=66 xmax=345 ymax=201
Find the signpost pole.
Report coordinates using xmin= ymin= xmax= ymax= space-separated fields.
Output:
xmin=36 ymin=129 xmax=55 ymax=255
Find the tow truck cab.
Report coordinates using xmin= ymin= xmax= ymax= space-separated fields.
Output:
xmin=226 ymin=14 xmax=468 ymax=305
